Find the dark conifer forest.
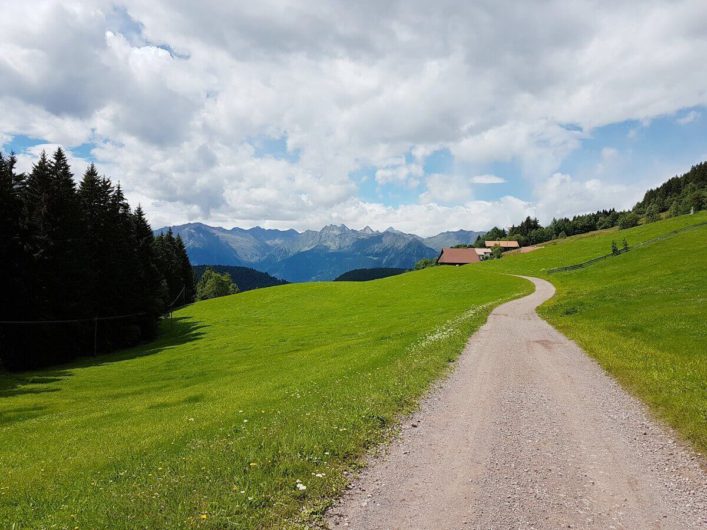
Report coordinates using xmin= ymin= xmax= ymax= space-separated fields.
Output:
xmin=0 ymin=149 xmax=194 ymax=371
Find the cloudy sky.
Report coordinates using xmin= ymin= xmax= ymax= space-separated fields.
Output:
xmin=2 ymin=1 xmax=707 ymax=235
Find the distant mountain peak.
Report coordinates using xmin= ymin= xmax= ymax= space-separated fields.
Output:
xmin=321 ymin=223 xmax=350 ymax=233
xmin=156 ymin=223 xmax=484 ymax=282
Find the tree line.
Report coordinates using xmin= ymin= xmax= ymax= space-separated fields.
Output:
xmin=0 ymin=149 xmax=194 ymax=371
xmin=472 ymin=161 xmax=707 ymax=248
xmin=634 ymin=161 xmax=707 ymax=219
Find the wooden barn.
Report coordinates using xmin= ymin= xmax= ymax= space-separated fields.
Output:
xmin=436 ymin=247 xmax=480 ymax=265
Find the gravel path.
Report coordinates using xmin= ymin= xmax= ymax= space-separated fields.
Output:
xmin=326 ymin=276 xmax=706 ymax=529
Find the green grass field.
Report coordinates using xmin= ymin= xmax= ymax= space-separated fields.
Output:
xmin=483 ymin=211 xmax=707 ymax=453
xmin=2 ymin=212 xmax=704 ymax=528
xmin=0 ymin=267 xmax=530 ymax=528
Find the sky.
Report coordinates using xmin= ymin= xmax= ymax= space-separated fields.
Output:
xmin=1 ymin=1 xmax=707 ymax=236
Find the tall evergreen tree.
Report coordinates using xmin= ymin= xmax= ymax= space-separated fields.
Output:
xmin=0 ymin=153 xmax=31 ymax=369
xmin=78 ymin=164 xmax=114 ymax=317
xmin=0 ymin=149 xmax=195 ymax=370
xmin=176 ymin=234 xmax=195 ymax=304
xmin=18 ymin=149 xmax=86 ymax=366
xmin=0 ymin=153 xmax=26 ymax=311
xmin=133 ymin=206 xmax=166 ymax=338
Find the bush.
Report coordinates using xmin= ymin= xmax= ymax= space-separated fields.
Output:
xmin=645 ymin=203 xmax=660 ymax=223
xmin=667 ymin=200 xmax=680 ymax=218
xmin=617 ymin=212 xmax=640 ymax=229
xmin=414 ymin=258 xmax=437 ymax=270
xmin=196 ymin=268 xmax=238 ymax=300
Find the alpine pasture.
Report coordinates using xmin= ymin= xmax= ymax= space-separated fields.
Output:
xmin=0 ymin=268 xmax=529 ymax=528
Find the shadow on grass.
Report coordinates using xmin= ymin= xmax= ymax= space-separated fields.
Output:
xmin=0 ymin=316 xmax=206 ymax=399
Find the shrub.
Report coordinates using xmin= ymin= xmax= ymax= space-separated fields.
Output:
xmin=196 ymin=268 xmax=238 ymax=300
xmin=617 ymin=212 xmax=640 ymax=229
xmin=645 ymin=203 xmax=660 ymax=223
xmin=414 ymin=258 xmax=437 ymax=270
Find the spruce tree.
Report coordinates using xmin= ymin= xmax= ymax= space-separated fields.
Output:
xmin=21 ymin=149 xmax=86 ymax=365
xmin=133 ymin=206 xmax=165 ymax=338
xmin=2 ymin=150 xmax=192 ymax=369
xmin=0 ymin=153 xmax=30 ymax=369
xmin=176 ymin=234 xmax=195 ymax=304
xmin=78 ymin=164 xmax=114 ymax=317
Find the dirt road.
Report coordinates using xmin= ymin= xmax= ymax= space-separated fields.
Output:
xmin=327 ymin=277 xmax=706 ymax=529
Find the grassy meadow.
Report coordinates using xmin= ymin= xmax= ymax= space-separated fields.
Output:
xmin=0 ymin=267 xmax=530 ymax=528
xmin=483 ymin=211 xmax=707 ymax=453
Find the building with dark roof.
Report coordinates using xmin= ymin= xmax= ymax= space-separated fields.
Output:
xmin=436 ymin=247 xmax=480 ymax=265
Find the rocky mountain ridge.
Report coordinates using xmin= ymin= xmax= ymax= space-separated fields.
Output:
xmin=156 ymin=223 xmax=483 ymax=282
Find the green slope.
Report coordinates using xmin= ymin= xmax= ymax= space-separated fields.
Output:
xmin=483 ymin=211 xmax=707 ymax=453
xmin=0 ymin=267 xmax=530 ymax=528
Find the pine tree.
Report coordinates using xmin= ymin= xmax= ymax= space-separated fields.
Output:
xmin=1 ymin=150 xmax=197 ymax=370
xmin=175 ymin=234 xmax=195 ymax=304
xmin=0 ymin=153 xmax=27 ymax=312
xmin=133 ymin=206 xmax=165 ymax=338
xmin=154 ymin=228 xmax=182 ymax=309
xmin=0 ymin=153 xmax=31 ymax=369
xmin=20 ymin=149 xmax=86 ymax=366
xmin=78 ymin=164 xmax=114 ymax=317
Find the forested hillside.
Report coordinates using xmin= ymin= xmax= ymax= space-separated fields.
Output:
xmin=192 ymin=265 xmax=288 ymax=291
xmin=634 ymin=161 xmax=707 ymax=216
xmin=0 ymin=150 xmax=194 ymax=370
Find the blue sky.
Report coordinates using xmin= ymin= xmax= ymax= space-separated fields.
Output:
xmin=2 ymin=1 xmax=707 ymax=235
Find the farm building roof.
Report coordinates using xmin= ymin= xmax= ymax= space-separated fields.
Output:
xmin=437 ymin=247 xmax=481 ymax=265
xmin=474 ymin=248 xmax=492 ymax=255
xmin=484 ymin=240 xmax=520 ymax=248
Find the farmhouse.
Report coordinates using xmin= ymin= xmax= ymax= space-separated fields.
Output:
xmin=474 ymin=248 xmax=492 ymax=258
xmin=436 ymin=247 xmax=480 ymax=265
xmin=485 ymin=240 xmax=520 ymax=249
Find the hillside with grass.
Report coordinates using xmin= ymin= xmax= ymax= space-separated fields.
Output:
xmin=334 ymin=267 xmax=407 ymax=282
xmin=0 ymin=267 xmax=529 ymax=528
xmin=482 ymin=211 xmax=707 ymax=453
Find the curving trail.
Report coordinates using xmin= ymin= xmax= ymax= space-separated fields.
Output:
xmin=327 ymin=277 xmax=706 ymax=529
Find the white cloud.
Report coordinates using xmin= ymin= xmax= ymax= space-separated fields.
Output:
xmin=535 ymin=172 xmax=641 ymax=222
xmin=1 ymin=1 xmax=707 ymax=233
xmin=374 ymin=157 xmax=423 ymax=187
xmin=419 ymin=173 xmax=505 ymax=205
xmin=677 ymin=110 xmax=700 ymax=125
xmin=601 ymin=147 xmax=619 ymax=161
xmin=419 ymin=174 xmax=474 ymax=205
xmin=470 ymin=174 xmax=505 ymax=184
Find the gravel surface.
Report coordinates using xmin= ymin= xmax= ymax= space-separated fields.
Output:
xmin=326 ymin=276 xmax=706 ymax=529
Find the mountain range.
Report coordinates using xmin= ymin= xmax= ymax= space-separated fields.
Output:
xmin=156 ymin=223 xmax=483 ymax=282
